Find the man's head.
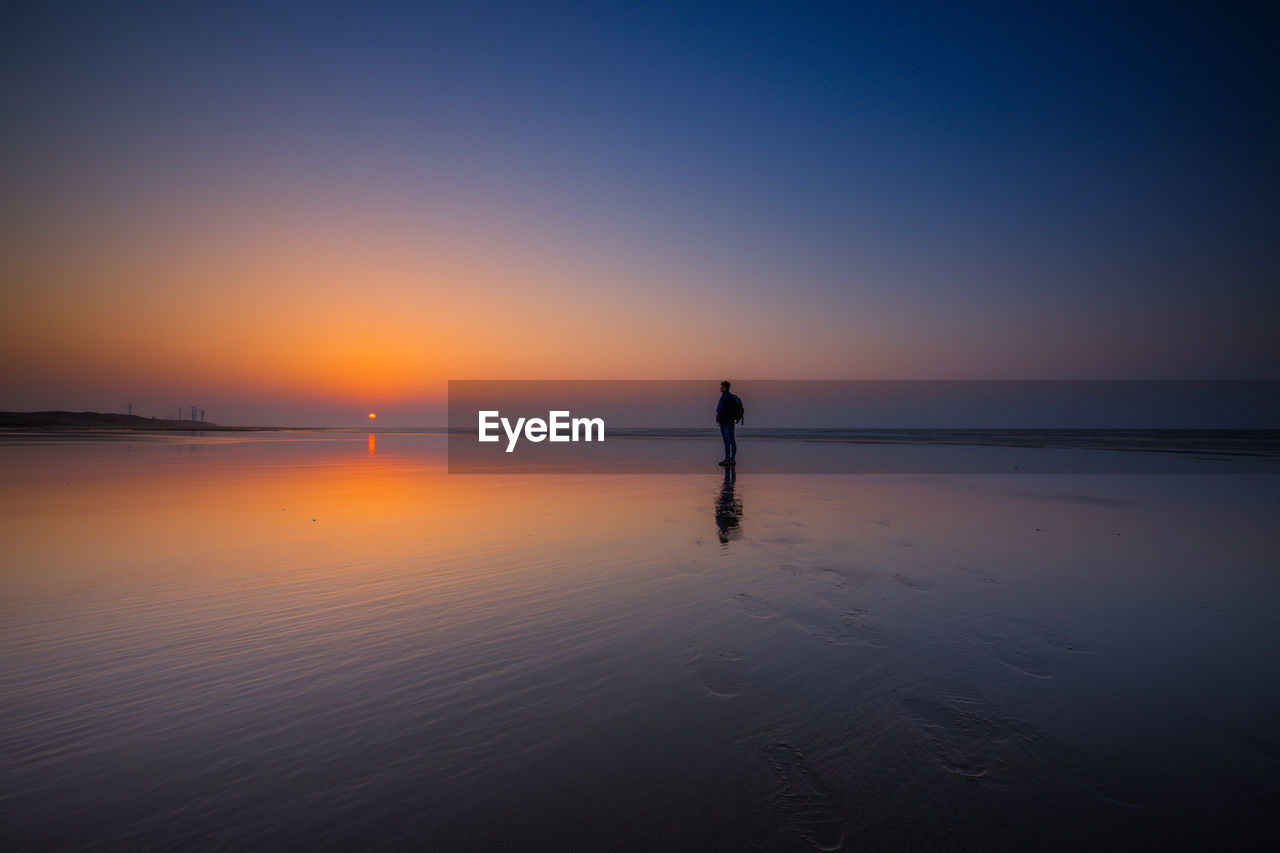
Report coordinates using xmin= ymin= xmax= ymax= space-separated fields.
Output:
xmin=720 ymin=381 xmax=731 ymax=393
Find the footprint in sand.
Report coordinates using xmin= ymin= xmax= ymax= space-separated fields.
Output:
xmin=999 ymin=619 xmax=1093 ymax=658
xmin=974 ymin=619 xmax=1097 ymax=679
xmin=794 ymin=607 xmax=885 ymax=649
xmin=734 ymin=593 xmax=775 ymax=618
xmin=1036 ymin=627 xmax=1091 ymax=654
xmin=899 ymin=694 xmax=1043 ymax=790
xmin=779 ymin=563 xmax=873 ymax=588
xmin=905 ymin=691 xmax=1144 ymax=807
xmin=784 ymin=565 xmax=850 ymax=587
xmin=762 ymin=743 xmax=846 ymax=852
xmin=690 ymin=649 xmax=749 ymax=699
xmin=977 ymin=635 xmax=1056 ymax=679
xmin=816 ymin=568 xmax=850 ymax=587
xmin=892 ymin=573 xmax=936 ymax=591
xmin=953 ymin=565 xmax=999 ymax=584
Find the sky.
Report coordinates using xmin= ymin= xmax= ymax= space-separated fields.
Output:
xmin=1 ymin=1 xmax=1277 ymax=426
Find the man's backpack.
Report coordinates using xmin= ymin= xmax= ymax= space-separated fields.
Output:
xmin=727 ymin=394 xmax=744 ymax=424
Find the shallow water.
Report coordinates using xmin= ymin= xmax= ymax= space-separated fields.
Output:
xmin=2 ymin=433 xmax=1278 ymax=850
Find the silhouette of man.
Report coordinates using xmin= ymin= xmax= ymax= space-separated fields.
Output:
xmin=716 ymin=380 xmax=742 ymax=466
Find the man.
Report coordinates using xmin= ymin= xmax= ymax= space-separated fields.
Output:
xmin=715 ymin=380 xmax=743 ymax=466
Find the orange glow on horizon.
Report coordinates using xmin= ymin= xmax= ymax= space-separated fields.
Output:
xmin=0 ymin=192 xmax=986 ymax=425
xmin=0 ymin=205 xmax=766 ymax=415
xmin=368 ymin=412 xmax=377 ymax=419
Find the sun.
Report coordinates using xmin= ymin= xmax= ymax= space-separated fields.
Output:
xmin=368 ymin=412 xmax=377 ymax=420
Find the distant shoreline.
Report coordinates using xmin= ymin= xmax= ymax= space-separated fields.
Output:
xmin=0 ymin=411 xmax=273 ymax=431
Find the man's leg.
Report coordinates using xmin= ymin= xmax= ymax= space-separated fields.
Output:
xmin=726 ymin=423 xmax=736 ymax=461
xmin=720 ymin=423 xmax=733 ymax=461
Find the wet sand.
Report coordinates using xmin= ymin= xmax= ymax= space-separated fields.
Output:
xmin=1 ymin=433 xmax=1278 ymax=850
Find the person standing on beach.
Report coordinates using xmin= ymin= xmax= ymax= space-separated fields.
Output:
xmin=716 ymin=380 xmax=744 ymax=466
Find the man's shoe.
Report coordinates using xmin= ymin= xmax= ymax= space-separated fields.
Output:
xmin=718 ymin=460 xmax=729 ymax=467
xmin=725 ymin=459 xmax=736 ymax=466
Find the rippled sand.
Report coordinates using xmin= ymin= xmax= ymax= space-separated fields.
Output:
xmin=2 ymin=432 xmax=1278 ymax=850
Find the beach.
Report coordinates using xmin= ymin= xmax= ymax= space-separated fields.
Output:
xmin=2 ymin=431 xmax=1278 ymax=850
xmin=6 ymin=1 xmax=1278 ymax=848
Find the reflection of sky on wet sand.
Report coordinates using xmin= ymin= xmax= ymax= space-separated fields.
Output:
xmin=1 ymin=433 xmax=1278 ymax=849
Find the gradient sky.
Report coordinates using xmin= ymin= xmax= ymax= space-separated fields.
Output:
xmin=2 ymin=1 xmax=1277 ymax=425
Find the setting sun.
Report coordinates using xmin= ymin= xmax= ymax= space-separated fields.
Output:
xmin=368 ymin=412 xmax=376 ymax=420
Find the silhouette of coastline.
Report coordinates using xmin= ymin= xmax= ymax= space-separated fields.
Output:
xmin=0 ymin=411 xmax=258 ymax=430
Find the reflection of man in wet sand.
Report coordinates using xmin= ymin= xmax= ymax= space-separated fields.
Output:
xmin=715 ymin=466 xmax=743 ymax=544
